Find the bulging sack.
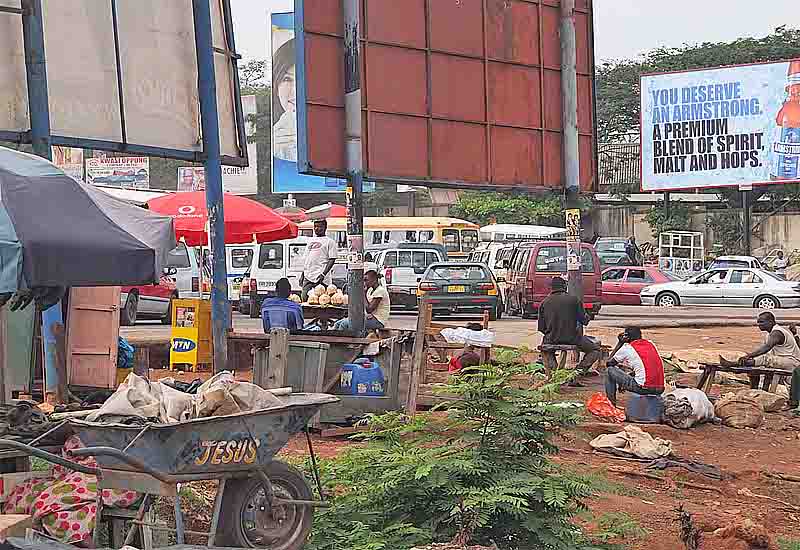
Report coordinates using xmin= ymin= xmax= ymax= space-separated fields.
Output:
xmin=714 ymin=394 xmax=764 ymax=429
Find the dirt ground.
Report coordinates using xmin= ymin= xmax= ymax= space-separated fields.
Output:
xmin=277 ymin=327 xmax=800 ymax=549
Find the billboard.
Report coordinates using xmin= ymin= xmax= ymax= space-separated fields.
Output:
xmin=86 ymin=156 xmax=149 ymax=189
xmin=52 ymin=146 xmax=83 ymax=181
xmin=271 ymin=12 xmax=346 ymax=194
xmin=641 ymin=59 xmax=800 ymax=191
xmin=294 ymin=0 xmax=596 ymax=191
xmin=0 ymin=0 xmax=247 ymax=166
xmin=177 ymin=94 xmax=259 ymax=194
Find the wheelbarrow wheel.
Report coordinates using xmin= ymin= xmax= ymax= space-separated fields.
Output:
xmin=216 ymin=461 xmax=314 ymax=549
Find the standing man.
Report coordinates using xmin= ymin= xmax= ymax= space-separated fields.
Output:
xmin=774 ymin=250 xmax=788 ymax=277
xmin=604 ymin=327 xmax=665 ymax=406
xmin=333 ymin=268 xmax=390 ymax=332
xmin=625 ymin=236 xmax=642 ymax=266
xmin=301 ymin=219 xmax=338 ymax=300
xmin=538 ymin=277 xmax=601 ymax=374
xmin=724 ymin=311 xmax=800 ymax=413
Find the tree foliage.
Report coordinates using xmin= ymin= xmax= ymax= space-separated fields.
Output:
xmin=643 ymin=201 xmax=692 ymax=236
xmin=450 ymin=192 xmax=566 ymax=227
xmin=304 ymin=353 xmax=614 ymax=550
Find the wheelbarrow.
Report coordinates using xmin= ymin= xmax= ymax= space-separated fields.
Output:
xmin=0 ymin=392 xmax=339 ymax=550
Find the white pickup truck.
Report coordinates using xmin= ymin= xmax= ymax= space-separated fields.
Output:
xmin=369 ymin=244 xmax=448 ymax=309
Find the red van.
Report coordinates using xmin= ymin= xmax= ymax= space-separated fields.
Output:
xmin=504 ymin=241 xmax=602 ymax=318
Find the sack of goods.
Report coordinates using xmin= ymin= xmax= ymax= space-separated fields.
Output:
xmin=714 ymin=394 xmax=764 ymax=429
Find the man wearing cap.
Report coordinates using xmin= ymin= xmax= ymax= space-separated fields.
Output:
xmin=538 ymin=276 xmax=601 ymax=374
xmin=333 ymin=268 xmax=391 ymax=332
xmin=301 ymin=219 xmax=339 ymax=300
xmin=604 ymin=326 xmax=665 ymax=406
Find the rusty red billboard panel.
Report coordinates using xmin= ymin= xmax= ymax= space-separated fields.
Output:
xmin=295 ymin=0 xmax=596 ymax=191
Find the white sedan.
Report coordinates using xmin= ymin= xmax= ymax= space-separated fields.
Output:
xmin=640 ymin=267 xmax=800 ymax=309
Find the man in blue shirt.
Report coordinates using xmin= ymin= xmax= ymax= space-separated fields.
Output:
xmin=261 ymin=278 xmax=304 ymax=332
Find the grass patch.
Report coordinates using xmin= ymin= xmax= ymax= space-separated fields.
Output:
xmin=780 ymin=538 xmax=800 ymax=550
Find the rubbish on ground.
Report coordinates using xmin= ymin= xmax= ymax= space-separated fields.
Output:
xmin=586 ymin=392 xmax=626 ymax=423
xmin=714 ymin=394 xmax=765 ymax=429
xmin=736 ymin=389 xmax=787 ymax=413
xmin=590 ymin=425 xmax=673 ymax=459
xmin=440 ymin=326 xmax=494 ymax=348
xmin=662 ymin=388 xmax=715 ymax=429
xmin=646 ymin=457 xmax=722 ymax=480
xmin=709 ymin=518 xmax=775 ymax=549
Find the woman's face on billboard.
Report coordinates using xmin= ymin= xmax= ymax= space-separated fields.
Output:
xmin=278 ymin=66 xmax=296 ymax=114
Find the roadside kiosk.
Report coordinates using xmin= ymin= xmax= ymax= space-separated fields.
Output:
xmin=169 ymin=299 xmax=213 ymax=371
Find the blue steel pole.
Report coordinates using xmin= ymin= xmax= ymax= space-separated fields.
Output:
xmin=22 ymin=0 xmax=63 ymax=402
xmin=193 ymin=0 xmax=229 ymax=371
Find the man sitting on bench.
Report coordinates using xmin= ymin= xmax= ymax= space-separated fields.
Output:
xmin=605 ymin=327 xmax=665 ymax=406
xmin=724 ymin=311 xmax=800 ymax=413
xmin=538 ymin=277 xmax=601 ymax=377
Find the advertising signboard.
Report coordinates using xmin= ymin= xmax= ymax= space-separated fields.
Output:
xmin=271 ymin=12 xmax=345 ymax=193
xmin=52 ymin=146 xmax=83 ymax=181
xmin=86 ymin=156 xmax=149 ymax=189
xmin=640 ymin=59 xmax=800 ymax=191
xmin=294 ymin=0 xmax=596 ymax=191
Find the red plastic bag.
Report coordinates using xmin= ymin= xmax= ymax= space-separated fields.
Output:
xmin=586 ymin=392 xmax=626 ymax=423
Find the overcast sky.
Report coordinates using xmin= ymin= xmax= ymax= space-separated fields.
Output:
xmin=231 ymin=0 xmax=796 ymax=64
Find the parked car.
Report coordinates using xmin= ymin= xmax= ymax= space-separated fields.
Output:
xmin=226 ymin=244 xmax=256 ymax=309
xmin=595 ymin=237 xmax=635 ymax=267
xmin=418 ymin=262 xmax=502 ymax=320
xmin=468 ymin=242 xmax=516 ymax=304
xmin=640 ymin=267 xmax=800 ymax=309
xmin=505 ymin=241 xmax=603 ymax=318
xmin=245 ymin=237 xmax=310 ymax=318
xmin=120 ymin=272 xmax=178 ymax=326
xmin=166 ymin=242 xmax=201 ymax=300
xmin=601 ymin=266 xmax=677 ymax=305
xmin=371 ymin=243 xmax=448 ymax=309
xmin=708 ymin=255 xmax=765 ymax=270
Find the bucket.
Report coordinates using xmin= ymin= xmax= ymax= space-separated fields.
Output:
xmin=625 ymin=393 xmax=664 ymax=424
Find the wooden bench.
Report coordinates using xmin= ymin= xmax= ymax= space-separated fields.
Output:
xmin=696 ymin=363 xmax=793 ymax=393
xmin=537 ymin=343 xmax=611 ymax=378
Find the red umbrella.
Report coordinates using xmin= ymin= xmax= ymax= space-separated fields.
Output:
xmin=274 ymin=205 xmax=308 ymax=223
xmin=147 ymin=192 xmax=298 ymax=246
xmin=306 ymin=202 xmax=347 ymax=219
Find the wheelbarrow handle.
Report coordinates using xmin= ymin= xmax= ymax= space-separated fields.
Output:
xmin=0 ymin=439 xmax=99 ymax=476
xmin=71 ymin=447 xmax=177 ymax=485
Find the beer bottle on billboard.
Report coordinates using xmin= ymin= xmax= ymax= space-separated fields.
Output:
xmin=772 ymin=60 xmax=800 ymax=180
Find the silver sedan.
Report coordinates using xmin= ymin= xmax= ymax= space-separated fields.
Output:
xmin=640 ymin=267 xmax=800 ymax=309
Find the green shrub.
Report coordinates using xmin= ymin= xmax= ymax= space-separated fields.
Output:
xmin=305 ymin=354 xmax=610 ymax=550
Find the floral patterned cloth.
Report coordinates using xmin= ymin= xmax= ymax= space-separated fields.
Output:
xmin=3 ymin=435 xmax=139 ymax=544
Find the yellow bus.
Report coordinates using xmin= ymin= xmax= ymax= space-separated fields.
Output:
xmin=298 ymin=217 xmax=480 ymax=258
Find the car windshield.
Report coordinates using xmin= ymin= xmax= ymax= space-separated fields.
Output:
xmin=711 ymin=259 xmax=750 ymax=268
xmin=596 ymin=241 xmax=627 ymax=253
xmin=258 ymin=244 xmax=283 ymax=269
xmin=230 ymin=248 xmax=253 ymax=269
xmin=427 ymin=265 xmax=490 ymax=281
xmin=164 ymin=244 xmax=191 ymax=269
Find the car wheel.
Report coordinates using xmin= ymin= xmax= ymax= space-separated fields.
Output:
xmin=161 ymin=295 xmax=176 ymax=325
xmin=216 ymin=461 xmax=313 ymax=550
xmin=250 ymin=297 xmax=260 ymax=319
xmin=755 ymin=295 xmax=780 ymax=310
xmin=656 ymin=292 xmax=680 ymax=308
xmin=120 ymin=292 xmax=138 ymax=326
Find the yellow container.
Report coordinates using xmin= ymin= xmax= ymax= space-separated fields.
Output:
xmin=116 ymin=368 xmax=133 ymax=386
xmin=170 ymin=298 xmax=213 ymax=371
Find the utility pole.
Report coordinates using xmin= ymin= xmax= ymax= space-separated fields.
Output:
xmin=741 ymin=186 xmax=752 ymax=255
xmin=193 ymin=0 xmax=229 ymax=371
xmin=342 ymin=0 xmax=365 ymax=335
xmin=560 ymin=0 xmax=582 ymax=299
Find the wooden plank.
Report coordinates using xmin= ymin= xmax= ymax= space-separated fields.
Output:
xmin=320 ymin=425 xmax=368 ymax=438
xmin=98 ymin=469 xmax=177 ymax=497
xmin=406 ymin=301 xmax=432 ymax=415
xmin=0 ymin=515 xmax=32 ymax=541
xmin=265 ymin=328 xmax=290 ymax=389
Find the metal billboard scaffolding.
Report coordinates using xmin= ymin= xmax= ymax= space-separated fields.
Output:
xmin=0 ymin=0 xmax=249 ymax=371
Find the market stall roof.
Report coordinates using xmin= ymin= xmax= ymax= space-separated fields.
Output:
xmin=94 ymin=185 xmax=169 ymax=206
xmin=0 ymin=146 xmax=176 ymax=291
xmin=146 ymin=191 xmax=298 ymax=246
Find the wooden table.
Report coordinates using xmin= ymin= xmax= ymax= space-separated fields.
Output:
xmin=301 ymin=304 xmax=348 ymax=329
xmin=696 ymin=363 xmax=793 ymax=393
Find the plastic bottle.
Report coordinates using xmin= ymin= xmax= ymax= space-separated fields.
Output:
xmin=772 ymin=60 xmax=800 ymax=180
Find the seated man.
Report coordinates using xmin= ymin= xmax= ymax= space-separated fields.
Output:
xmin=726 ymin=312 xmax=800 ymax=412
xmin=261 ymin=278 xmax=304 ymax=333
xmin=333 ymin=268 xmax=390 ymax=333
xmin=604 ymin=327 xmax=665 ymax=406
xmin=538 ymin=277 xmax=601 ymax=374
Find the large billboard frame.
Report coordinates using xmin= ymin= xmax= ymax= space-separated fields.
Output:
xmin=639 ymin=58 xmax=800 ymax=192
xmin=0 ymin=0 xmax=248 ymax=167
xmin=293 ymin=0 xmax=598 ymax=192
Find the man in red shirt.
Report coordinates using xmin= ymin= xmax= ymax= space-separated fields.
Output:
xmin=604 ymin=326 xmax=665 ymax=406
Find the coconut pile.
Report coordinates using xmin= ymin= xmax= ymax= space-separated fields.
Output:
xmin=305 ymin=284 xmax=348 ymax=306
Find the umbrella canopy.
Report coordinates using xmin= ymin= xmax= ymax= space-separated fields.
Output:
xmin=274 ymin=205 xmax=308 ymax=223
xmin=147 ymin=192 xmax=298 ymax=246
xmin=306 ymin=202 xmax=347 ymax=220
xmin=0 ymin=146 xmax=176 ymax=293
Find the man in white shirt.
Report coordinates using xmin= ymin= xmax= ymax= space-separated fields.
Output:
xmin=301 ymin=219 xmax=338 ymax=299
xmin=333 ymin=269 xmax=391 ymax=332
xmin=774 ymin=251 xmax=788 ymax=277
xmin=604 ymin=327 xmax=665 ymax=406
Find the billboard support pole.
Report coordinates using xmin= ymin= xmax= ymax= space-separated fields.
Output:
xmin=343 ymin=0 xmax=365 ymax=336
xmin=742 ymin=188 xmax=752 ymax=255
xmin=560 ymin=0 xmax=582 ymax=299
xmin=193 ymin=0 xmax=229 ymax=371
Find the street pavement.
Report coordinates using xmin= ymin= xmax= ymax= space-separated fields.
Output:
xmin=121 ymin=304 xmax=800 ymax=348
